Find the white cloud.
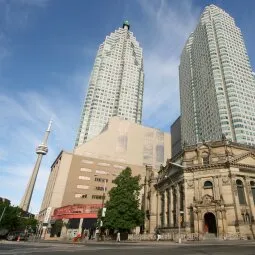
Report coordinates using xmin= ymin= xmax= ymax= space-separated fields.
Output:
xmin=136 ymin=0 xmax=200 ymax=128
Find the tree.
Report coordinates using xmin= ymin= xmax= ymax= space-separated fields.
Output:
xmin=0 ymin=201 xmax=38 ymax=233
xmin=0 ymin=202 xmax=22 ymax=231
xmin=103 ymin=167 xmax=144 ymax=232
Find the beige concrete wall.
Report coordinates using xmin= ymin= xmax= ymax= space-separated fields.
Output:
xmin=39 ymin=151 xmax=73 ymax=220
xmin=50 ymin=152 xmax=73 ymax=207
xmin=39 ymin=117 xmax=171 ymax=223
xmin=74 ymin=117 xmax=171 ymax=169
xmin=61 ymin=154 xmax=145 ymax=207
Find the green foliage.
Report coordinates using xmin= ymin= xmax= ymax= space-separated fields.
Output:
xmin=0 ymin=201 xmax=38 ymax=232
xmin=103 ymin=167 xmax=144 ymax=232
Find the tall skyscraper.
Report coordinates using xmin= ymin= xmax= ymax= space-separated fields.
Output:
xmin=75 ymin=21 xmax=144 ymax=147
xmin=180 ymin=5 xmax=255 ymax=146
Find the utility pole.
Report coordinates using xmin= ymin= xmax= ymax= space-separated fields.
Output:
xmin=19 ymin=120 xmax=52 ymax=212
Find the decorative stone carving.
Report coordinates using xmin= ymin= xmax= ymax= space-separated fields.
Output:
xmin=187 ymin=179 xmax=194 ymax=189
xmin=202 ymin=194 xmax=213 ymax=205
xmin=222 ymin=176 xmax=230 ymax=185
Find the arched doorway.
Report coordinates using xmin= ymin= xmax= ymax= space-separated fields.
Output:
xmin=204 ymin=212 xmax=217 ymax=235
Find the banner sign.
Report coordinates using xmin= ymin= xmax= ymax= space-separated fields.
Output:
xmin=52 ymin=204 xmax=102 ymax=219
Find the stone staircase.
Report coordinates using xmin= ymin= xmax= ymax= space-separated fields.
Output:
xmin=204 ymin=233 xmax=217 ymax=240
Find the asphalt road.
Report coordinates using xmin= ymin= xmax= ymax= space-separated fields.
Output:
xmin=1 ymin=240 xmax=255 ymax=255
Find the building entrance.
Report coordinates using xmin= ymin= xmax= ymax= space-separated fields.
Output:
xmin=204 ymin=212 xmax=217 ymax=235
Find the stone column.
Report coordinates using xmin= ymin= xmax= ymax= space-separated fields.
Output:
xmin=197 ymin=179 xmax=202 ymax=201
xmin=173 ymin=186 xmax=177 ymax=227
xmin=244 ymin=177 xmax=255 ymax=238
xmin=160 ymin=193 xmax=165 ymax=227
xmin=170 ymin=187 xmax=174 ymax=227
xmin=167 ymin=189 xmax=171 ymax=227
xmin=182 ymin=181 xmax=189 ymax=232
xmin=229 ymin=173 xmax=240 ymax=233
xmin=194 ymin=178 xmax=199 ymax=201
xmin=176 ymin=184 xmax=180 ymax=229
xmin=164 ymin=190 xmax=168 ymax=227
xmin=149 ymin=187 xmax=158 ymax=233
xmin=213 ymin=176 xmax=217 ymax=199
xmin=218 ymin=176 xmax=223 ymax=200
xmin=156 ymin=191 xmax=161 ymax=228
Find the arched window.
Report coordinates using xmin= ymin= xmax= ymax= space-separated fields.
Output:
xmin=236 ymin=180 xmax=246 ymax=205
xmin=204 ymin=181 xmax=213 ymax=189
xmin=250 ymin=181 xmax=255 ymax=204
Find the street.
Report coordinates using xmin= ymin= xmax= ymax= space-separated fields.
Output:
xmin=1 ymin=240 xmax=255 ymax=255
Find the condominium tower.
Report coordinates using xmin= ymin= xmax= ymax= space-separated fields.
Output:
xmin=180 ymin=5 xmax=255 ymax=146
xmin=75 ymin=21 xmax=144 ymax=147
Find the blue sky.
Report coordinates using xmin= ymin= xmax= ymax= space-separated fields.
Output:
xmin=0 ymin=0 xmax=255 ymax=213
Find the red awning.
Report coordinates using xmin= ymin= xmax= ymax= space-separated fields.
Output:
xmin=51 ymin=204 xmax=102 ymax=220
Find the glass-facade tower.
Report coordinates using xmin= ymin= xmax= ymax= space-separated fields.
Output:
xmin=180 ymin=5 xmax=255 ymax=146
xmin=75 ymin=21 xmax=144 ymax=147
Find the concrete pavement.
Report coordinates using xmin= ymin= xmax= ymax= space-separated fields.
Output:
xmin=1 ymin=239 xmax=255 ymax=254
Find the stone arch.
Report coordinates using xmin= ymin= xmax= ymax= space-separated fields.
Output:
xmin=204 ymin=212 xmax=217 ymax=236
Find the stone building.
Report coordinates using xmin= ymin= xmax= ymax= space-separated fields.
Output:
xmin=144 ymin=139 xmax=255 ymax=239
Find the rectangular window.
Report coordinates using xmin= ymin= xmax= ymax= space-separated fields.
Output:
xmin=97 ymin=162 xmax=111 ymax=167
xmin=78 ymin=176 xmax=91 ymax=181
xmin=77 ymin=185 xmax=89 ymax=189
xmin=75 ymin=194 xmax=87 ymax=198
xmin=80 ymin=168 xmax=92 ymax=172
xmin=92 ymin=195 xmax=104 ymax=199
xmin=95 ymin=170 xmax=108 ymax=175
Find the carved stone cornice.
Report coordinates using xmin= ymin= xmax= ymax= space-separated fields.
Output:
xmin=230 ymin=151 xmax=255 ymax=163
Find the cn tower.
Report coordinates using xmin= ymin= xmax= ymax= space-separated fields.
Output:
xmin=20 ymin=120 xmax=52 ymax=212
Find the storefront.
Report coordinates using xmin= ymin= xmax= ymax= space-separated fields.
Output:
xmin=49 ymin=204 xmax=102 ymax=239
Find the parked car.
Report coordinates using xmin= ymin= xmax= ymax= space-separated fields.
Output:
xmin=0 ymin=229 xmax=9 ymax=239
xmin=6 ymin=231 xmax=28 ymax=241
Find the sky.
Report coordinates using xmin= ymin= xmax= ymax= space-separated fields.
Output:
xmin=0 ymin=0 xmax=255 ymax=214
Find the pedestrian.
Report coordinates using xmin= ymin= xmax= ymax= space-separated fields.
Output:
xmin=156 ymin=229 xmax=161 ymax=241
xmin=116 ymin=231 xmax=120 ymax=242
